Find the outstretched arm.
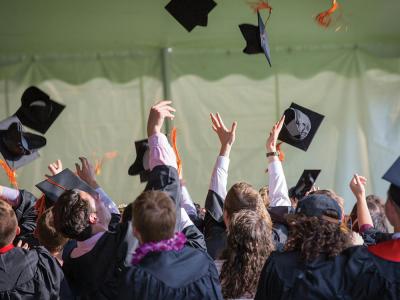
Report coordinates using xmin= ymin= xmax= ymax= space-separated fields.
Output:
xmin=266 ymin=116 xmax=290 ymax=207
xmin=349 ymin=174 xmax=373 ymax=230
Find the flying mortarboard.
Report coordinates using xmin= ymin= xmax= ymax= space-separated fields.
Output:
xmin=165 ymin=0 xmax=217 ymax=32
xmin=128 ymin=139 xmax=150 ymax=183
xmin=0 ymin=116 xmax=46 ymax=169
xmin=239 ymin=11 xmax=272 ymax=67
xmin=278 ymin=103 xmax=325 ymax=151
xmin=36 ymin=168 xmax=97 ymax=204
xmin=289 ymin=169 xmax=321 ymax=200
xmin=15 ymin=86 xmax=65 ymax=134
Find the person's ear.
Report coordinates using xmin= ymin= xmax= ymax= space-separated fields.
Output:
xmin=89 ymin=213 xmax=97 ymax=224
xmin=16 ymin=226 xmax=21 ymax=236
xmin=223 ymin=210 xmax=230 ymax=227
xmin=133 ymin=227 xmax=143 ymax=244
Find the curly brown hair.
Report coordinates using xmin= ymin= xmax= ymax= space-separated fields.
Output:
xmin=285 ymin=214 xmax=352 ymax=262
xmin=220 ymin=210 xmax=274 ymax=299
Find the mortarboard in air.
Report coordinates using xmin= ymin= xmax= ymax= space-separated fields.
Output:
xmin=15 ymin=86 xmax=65 ymax=134
xmin=0 ymin=116 xmax=46 ymax=169
xmin=165 ymin=0 xmax=217 ymax=32
xmin=278 ymin=103 xmax=325 ymax=151
xmin=289 ymin=169 xmax=321 ymax=200
xmin=239 ymin=11 xmax=272 ymax=67
xmin=128 ymin=139 xmax=150 ymax=182
xmin=36 ymin=168 xmax=97 ymax=204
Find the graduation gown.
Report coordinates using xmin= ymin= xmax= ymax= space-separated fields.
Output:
xmin=255 ymin=245 xmax=400 ymax=300
xmin=0 ymin=246 xmax=68 ymax=300
xmin=118 ymin=245 xmax=223 ymax=300
xmin=204 ymin=190 xmax=290 ymax=259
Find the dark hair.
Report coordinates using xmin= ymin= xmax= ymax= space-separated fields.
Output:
xmin=52 ymin=189 xmax=93 ymax=241
xmin=285 ymin=214 xmax=351 ymax=262
xmin=0 ymin=201 xmax=17 ymax=247
xmin=350 ymin=194 xmax=388 ymax=233
xmin=220 ymin=210 xmax=274 ymax=299
xmin=121 ymin=202 xmax=133 ymax=224
xmin=37 ymin=208 xmax=68 ymax=253
xmin=132 ymin=191 xmax=176 ymax=243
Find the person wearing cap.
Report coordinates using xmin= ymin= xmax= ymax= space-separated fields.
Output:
xmin=0 ymin=200 xmax=67 ymax=299
xmin=204 ymin=114 xmax=291 ymax=259
xmin=118 ymin=190 xmax=223 ymax=300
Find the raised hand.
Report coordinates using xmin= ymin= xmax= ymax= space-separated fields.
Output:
xmin=47 ymin=160 xmax=63 ymax=177
xmin=147 ymin=100 xmax=176 ymax=137
xmin=266 ymin=115 xmax=285 ymax=153
xmin=210 ymin=113 xmax=237 ymax=157
xmin=75 ymin=157 xmax=99 ymax=189
xmin=349 ymin=174 xmax=367 ymax=200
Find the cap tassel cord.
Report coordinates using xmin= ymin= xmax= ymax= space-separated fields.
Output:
xmin=315 ymin=0 xmax=339 ymax=27
xmin=0 ymin=160 xmax=18 ymax=189
xmin=170 ymin=127 xmax=182 ymax=176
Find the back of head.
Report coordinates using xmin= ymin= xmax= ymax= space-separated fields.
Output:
xmin=259 ymin=186 xmax=270 ymax=209
xmin=221 ymin=209 xmax=274 ymax=298
xmin=0 ymin=201 xmax=17 ymax=247
xmin=133 ymin=191 xmax=176 ymax=243
xmin=311 ymin=189 xmax=345 ymax=217
xmin=286 ymin=194 xmax=351 ymax=261
xmin=225 ymin=182 xmax=270 ymax=223
xmin=52 ymin=189 xmax=93 ymax=241
xmin=36 ymin=208 xmax=68 ymax=253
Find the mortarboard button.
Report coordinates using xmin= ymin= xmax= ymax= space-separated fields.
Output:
xmin=278 ymin=102 xmax=325 ymax=151
xmin=15 ymin=86 xmax=65 ymax=134
xmin=36 ymin=168 xmax=97 ymax=204
xmin=128 ymin=139 xmax=150 ymax=183
xmin=165 ymin=0 xmax=217 ymax=32
xmin=239 ymin=11 xmax=272 ymax=67
xmin=0 ymin=116 xmax=45 ymax=169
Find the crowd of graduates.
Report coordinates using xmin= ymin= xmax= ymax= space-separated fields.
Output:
xmin=1 ymin=97 xmax=400 ymax=300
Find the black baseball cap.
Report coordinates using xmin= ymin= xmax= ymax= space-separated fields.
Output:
xmin=295 ymin=194 xmax=342 ymax=224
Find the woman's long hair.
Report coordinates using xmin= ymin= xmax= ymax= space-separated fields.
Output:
xmin=220 ymin=209 xmax=274 ymax=299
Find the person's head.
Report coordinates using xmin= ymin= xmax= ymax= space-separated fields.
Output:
xmin=0 ymin=201 xmax=19 ymax=247
xmin=310 ymin=189 xmax=345 ymax=222
xmin=259 ymin=186 xmax=270 ymax=209
xmin=220 ymin=209 xmax=274 ymax=299
xmin=132 ymin=191 xmax=176 ymax=244
xmin=350 ymin=194 xmax=388 ymax=233
xmin=224 ymin=182 xmax=270 ymax=226
xmin=53 ymin=189 xmax=111 ymax=241
xmin=385 ymin=184 xmax=400 ymax=227
xmin=36 ymin=208 xmax=68 ymax=254
xmin=286 ymin=194 xmax=351 ymax=261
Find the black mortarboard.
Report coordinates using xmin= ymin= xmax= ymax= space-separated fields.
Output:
xmin=36 ymin=168 xmax=97 ymax=203
xmin=289 ymin=169 xmax=321 ymax=200
xmin=128 ymin=139 xmax=150 ymax=183
xmin=278 ymin=103 xmax=325 ymax=151
xmin=239 ymin=11 xmax=272 ymax=67
xmin=15 ymin=86 xmax=65 ymax=134
xmin=383 ymin=157 xmax=400 ymax=207
xmin=0 ymin=116 xmax=46 ymax=169
xmin=165 ymin=0 xmax=217 ymax=32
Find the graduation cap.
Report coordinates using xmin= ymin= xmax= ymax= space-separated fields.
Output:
xmin=15 ymin=86 xmax=65 ymax=134
xmin=36 ymin=168 xmax=97 ymax=204
xmin=239 ymin=11 xmax=272 ymax=67
xmin=128 ymin=139 xmax=150 ymax=183
xmin=289 ymin=169 xmax=321 ymax=200
xmin=0 ymin=116 xmax=46 ymax=169
xmin=278 ymin=103 xmax=325 ymax=151
xmin=165 ymin=0 xmax=217 ymax=32
xmin=383 ymin=156 xmax=400 ymax=207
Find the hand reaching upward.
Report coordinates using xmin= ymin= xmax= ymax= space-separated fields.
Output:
xmin=147 ymin=100 xmax=176 ymax=137
xmin=266 ymin=115 xmax=285 ymax=153
xmin=210 ymin=112 xmax=237 ymax=157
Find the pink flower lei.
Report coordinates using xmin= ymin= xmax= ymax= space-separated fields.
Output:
xmin=131 ymin=232 xmax=187 ymax=265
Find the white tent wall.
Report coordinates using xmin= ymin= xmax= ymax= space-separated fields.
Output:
xmin=0 ymin=47 xmax=399 ymax=212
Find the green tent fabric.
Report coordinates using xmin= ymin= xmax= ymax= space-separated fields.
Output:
xmin=0 ymin=0 xmax=399 ymax=211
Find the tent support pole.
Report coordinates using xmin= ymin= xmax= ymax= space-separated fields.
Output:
xmin=274 ymin=73 xmax=281 ymax=120
xmin=160 ymin=47 xmax=172 ymax=135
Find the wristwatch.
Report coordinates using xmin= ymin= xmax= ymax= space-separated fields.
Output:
xmin=266 ymin=151 xmax=279 ymax=158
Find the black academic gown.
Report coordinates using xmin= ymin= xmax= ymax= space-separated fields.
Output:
xmin=118 ymin=245 xmax=223 ymax=300
xmin=0 ymin=246 xmax=68 ymax=300
xmin=204 ymin=190 xmax=290 ymax=259
xmin=255 ymin=245 xmax=400 ymax=300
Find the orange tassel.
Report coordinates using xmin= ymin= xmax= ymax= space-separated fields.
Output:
xmin=35 ymin=194 xmax=47 ymax=221
xmin=0 ymin=160 xmax=18 ymax=189
xmin=315 ymin=0 xmax=339 ymax=27
xmin=94 ymin=151 xmax=118 ymax=176
xmin=170 ymin=127 xmax=182 ymax=176
xmin=248 ymin=1 xmax=272 ymax=14
xmin=276 ymin=142 xmax=285 ymax=162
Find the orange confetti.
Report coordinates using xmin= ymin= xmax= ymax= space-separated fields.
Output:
xmin=315 ymin=0 xmax=339 ymax=27
xmin=0 ymin=160 xmax=18 ymax=188
xmin=170 ymin=127 xmax=182 ymax=176
xmin=94 ymin=151 xmax=118 ymax=176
